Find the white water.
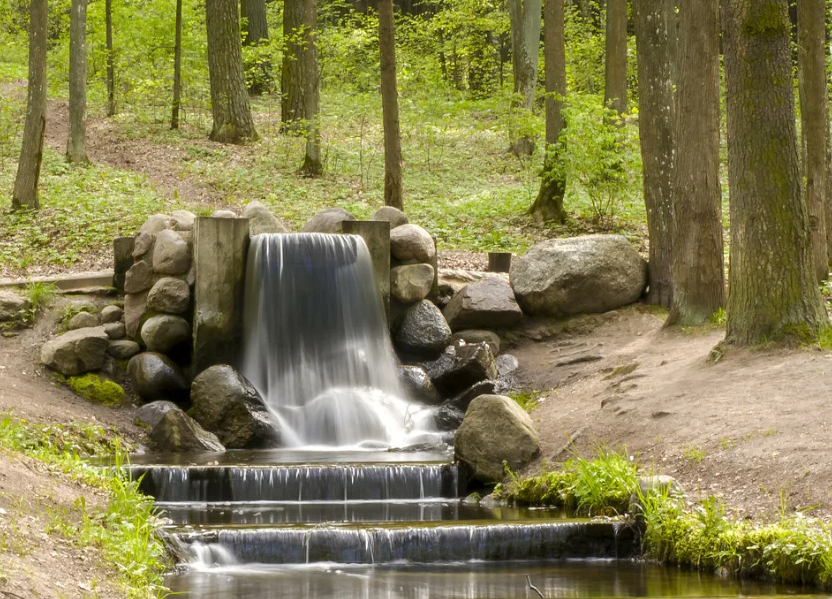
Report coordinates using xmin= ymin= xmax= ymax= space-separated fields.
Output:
xmin=240 ymin=233 xmax=437 ymax=448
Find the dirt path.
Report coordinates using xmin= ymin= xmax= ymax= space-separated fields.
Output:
xmin=510 ymin=308 xmax=832 ymax=519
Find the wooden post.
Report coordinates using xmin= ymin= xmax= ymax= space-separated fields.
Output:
xmin=112 ymin=236 xmax=134 ymax=293
xmin=488 ymin=252 xmax=512 ymax=273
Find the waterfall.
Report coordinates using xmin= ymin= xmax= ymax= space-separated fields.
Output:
xmin=240 ymin=233 xmax=436 ymax=448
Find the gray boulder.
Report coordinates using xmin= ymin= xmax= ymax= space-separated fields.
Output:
xmin=190 ymin=365 xmax=280 ymax=449
xmin=171 ymin=210 xmax=197 ymax=231
xmin=127 ymin=352 xmax=189 ymax=401
xmin=132 ymin=231 xmax=154 ymax=260
xmin=390 ymin=224 xmax=435 ymax=263
xmin=444 ymin=278 xmax=522 ymax=331
xmin=124 ymin=261 xmax=154 ymax=294
xmin=0 ymin=291 xmax=29 ymax=321
xmin=426 ymin=342 xmax=498 ymax=396
xmin=394 ymin=300 xmax=451 ymax=357
xmin=435 ymin=404 xmax=465 ymax=432
xmin=41 ymin=327 xmax=110 ymax=376
xmin=108 ymin=339 xmax=140 ymax=359
xmin=149 ymin=410 xmax=225 ymax=452
xmin=152 ymin=230 xmax=191 ymax=275
xmin=68 ymin=311 xmax=99 ymax=330
xmin=450 ymin=330 xmax=500 ymax=356
xmin=510 ymin=235 xmax=648 ymax=316
xmin=211 ymin=209 xmax=237 ymax=218
xmin=444 ymin=380 xmax=497 ymax=413
xmin=140 ymin=314 xmax=190 ymax=353
xmin=134 ymin=400 xmax=180 ymax=429
xmin=147 ymin=278 xmax=190 ymax=314
xmin=390 ymin=264 xmax=434 ymax=303
xmin=301 ymin=207 xmax=356 ymax=233
xmin=104 ymin=322 xmax=126 ymax=340
xmin=244 ymin=201 xmax=288 ymax=236
xmin=100 ymin=305 xmax=123 ymax=324
xmin=397 ymin=365 xmax=442 ymax=405
xmin=124 ymin=291 xmax=150 ymax=339
xmin=496 ymin=354 xmax=519 ymax=377
xmin=455 ymin=394 xmax=540 ymax=483
xmin=140 ymin=214 xmax=172 ymax=235
xmin=372 ymin=206 xmax=408 ymax=229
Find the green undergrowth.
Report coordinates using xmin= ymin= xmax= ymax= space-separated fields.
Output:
xmin=501 ymin=448 xmax=832 ymax=591
xmin=0 ymin=414 xmax=168 ymax=598
xmin=65 ymin=373 xmax=128 ymax=407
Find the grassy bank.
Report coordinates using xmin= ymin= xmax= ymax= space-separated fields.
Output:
xmin=0 ymin=414 xmax=168 ymax=598
xmin=499 ymin=449 xmax=832 ymax=590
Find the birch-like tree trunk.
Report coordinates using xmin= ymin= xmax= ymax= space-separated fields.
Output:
xmin=508 ymin=0 xmax=541 ymax=155
xmin=604 ymin=0 xmax=627 ymax=114
xmin=67 ymin=0 xmax=89 ymax=164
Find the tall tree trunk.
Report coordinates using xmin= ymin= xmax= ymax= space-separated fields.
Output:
xmin=633 ymin=0 xmax=675 ymax=308
xmin=300 ymin=0 xmax=322 ymax=176
xmin=282 ymin=0 xmax=306 ymax=130
xmin=66 ymin=0 xmax=88 ymax=164
xmin=379 ymin=0 xmax=403 ymax=209
xmin=12 ymin=0 xmax=47 ymax=210
xmin=105 ymin=0 xmax=115 ymax=116
xmin=604 ymin=0 xmax=627 ymax=114
xmin=666 ymin=0 xmax=724 ymax=326
xmin=530 ymin=0 xmax=566 ymax=223
xmin=722 ymin=0 xmax=829 ymax=346
xmin=170 ymin=0 xmax=182 ymax=129
xmin=798 ymin=0 xmax=830 ymax=281
xmin=665 ymin=0 xmax=678 ymax=94
xmin=241 ymin=0 xmax=271 ymax=94
xmin=508 ymin=0 xmax=541 ymax=155
xmin=206 ymin=0 xmax=258 ymax=143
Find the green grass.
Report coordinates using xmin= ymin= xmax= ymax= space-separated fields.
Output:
xmin=509 ymin=389 xmax=543 ymax=412
xmin=0 ymin=414 xmax=167 ymax=598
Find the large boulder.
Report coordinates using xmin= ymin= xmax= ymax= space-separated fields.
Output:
xmin=149 ymin=409 xmax=225 ymax=452
xmin=0 ymin=291 xmax=29 ymax=321
xmin=134 ymin=400 xmax=180 ymax=429
xmin=425 ymin=342 xmax=498 ymax=396
xmin=140 ymin=314 xmax=190 ymax=353
xmin=124 ymin=261 xmax=154 ymax=294
xmin=455 ymin=394 xmax=540 ymax=483
xmin=140 ymin=214 xmax=172 ymax=235
xmin=105 ymin=322 xmax=126 ymax=340
xmin=68 ymin=311 xmax=99 ymax=330
xmin=510 ymin=235 xmax=648 ymax=316
xmin=244 ymin=201 xmax=289 ymax=236
xmin=450 ymin=330 xmax=500 ymax=356
xmin=127 ymin=352 xmax=189 ymax=401
xmin=171 ymin=210 xmax=197 ymax=231
xmin=41 ymin=327 xmax=110 ymax=376
xmin=211 ymin=209 xmax=237 ymax=218
xmin=435 ymin=404 xmax=465 ymax=432
xmin=390 ymin=264 xmax=434 ymax=303
xmin=394 ymin=300 xmax=451 ymax=357
xmin=190 ymin=365 xmax=279 ymax=449
xmin=372 ymin=206 xmax=408 ymax=229
xmin=147 ymin=278 xmax=190 ymax=314
xmin=444 ymin=278 xmax=522 ymax=331
xmin=152 ymin=230 xmax=191 ymax=275
xmin=301 ymin=208 xmax=356 ymax=233
xmin=397 ymin=365 xmax=441 ymax=405
xmin=390 ymin=224 xmax=435 ymax=263
xmin=108 ymin=339 xmax=140 ymax=359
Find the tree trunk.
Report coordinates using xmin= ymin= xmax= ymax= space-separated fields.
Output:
xmin=604 ymin=0 xmax=627 ymax=114
xmin=12 ymin=0 xmax=47 ymax=210
xmin=105 ymin=0 xmax=115 ymax=116
xmin=66 ymin=0 xmax=88 ymax=164
xmin=170 ymin=0 xmax=182 ymax=129
xmin=722 ymin=0 xmax=829 ymax=346
xmin=379 ymin=0 xmax=403 ymax=209
xmin=206 ymin=0 xmax=258 ymax=143
xmin=530 ymin=0 xmax=566 ymax=223
xmin=508 ymin=0 xmax=542 ymax=155
xmin=666 ymin=0 xmax=724 ymax=326
xmin=798 ymin=0 xmax=830 ymax=281
xmin=300 ymin=0 xmax=322 ymax=176
xmin=241 ymin=0 xmax=272 ymax=94
xmin=665 ymin=0 xmax=678 ymax=94
xmin=282 ymin=0 xmax=306 ymax=131
xmin=633 ymin=0 xmax=675 ymax=308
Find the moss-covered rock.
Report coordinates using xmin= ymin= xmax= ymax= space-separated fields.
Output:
xmin=66 ymin=373 xmax=127 ymax=407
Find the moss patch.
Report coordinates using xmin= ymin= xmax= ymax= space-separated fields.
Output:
xmin=66 ymin=374 xmax=127 ymax=408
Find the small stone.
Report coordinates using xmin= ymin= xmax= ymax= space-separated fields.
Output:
xmin=171 ymin=210 xmax=197 ymax=231
xmin=104 ymin=322 xmax=126 ymax=340
xmin=443 ymin=278 xmax=522 ymax=331
xmin=371 ymin=206 xmax=408 ymax=229
xmin=41 ymin=327 xmax=110 ymax=376
xmin=211 ymin=209 xmax=237 ymax=218
xmin=391 ymin=264 xmax=434 ymax=303
xmin=124 ymin=261 xmax=154 ymax=294
xmin=108 ymin=339 xmax=140 ymax=359
xmin=68 ymin=312 xmax=99 ymax=330
xmin=134 ymin=400 xmax=181 ymax=429
xmin=426 ymin=342 xmax=498 ymax=396
xmin=140 ymin=314 xmax=190 ymax=353
xmin=394 ymin=300 xmax=451 ymax=357
xmin=397 ymin=365 xmax=442 ymax=405
xmin=0 ymin=290 xmax=30 ymax=321
xmin=152 ymin=230 xmax=191 ymax=275
xmin=147 ymin=278 xmax=190 ymax=314
xmin=301 ymin=207 xmax=356 ymax=233
xmin=243 ymin=201 xmax=289 ymax=236
xmin=496 ymin=354 xmax=519 ymax=377
xmin=450 ymin=330 xmax=501 ymax=356
xmin=150 ymin=410 xmax=225 ymax=452
xmin=140 ymin=214 xmax=172 ymax=235
xmin=390 ymin=224 xmax=435 ymax=263
xmin=100 ymin=305 xmax=123 ymax=324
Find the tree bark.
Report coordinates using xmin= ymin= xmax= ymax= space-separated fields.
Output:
xmin=633 ymin=0 xmax=675 ymax=308
xmin=105 ymin=0 xmax=115 ymax=117
xmin=379 ymin=0 xmax=403 ymax=209
xmin=665 ymin=0 xmax=678 ymax=95
xmin=604 ymin=0 xmax=627 ymax=114
xmin=241 ymin=0 xmax=271 ymax=94
xmin=206 ymin=0 xmax=258 ymax=143
xmin=530 ymin=0 xmax=566 ymax=223
xmin=282 ymin=0 xmax=306 ymax=130
xmin=722 ymin=0 xmax=829 ymax=346
xmin=170 ymin=0 xmax=182 ymax=129
xmin=66 ymin=0 xmax=88 ymax=164
xmin=508 ymin=0 xmax=542 ymax=155
xmin=798 ymin=0 xmax=830 ymax=281
xmin=300 ymin=0 xmax=322 ymax=177
xmin=666 ymin=0 xmax=724 ymax=326
xmin=12 ymin=0 xmax=47 ymax=210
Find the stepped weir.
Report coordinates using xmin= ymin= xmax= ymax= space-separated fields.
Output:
xmin=126 ymin=232 xmax=815 ymax=598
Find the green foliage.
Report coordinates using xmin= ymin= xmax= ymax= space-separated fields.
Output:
xmin=509 ymin=389 xmax=542 ymax=413
xmin=66 ymin=373 xmax=127 ymax=407
xmin=710 ymin=308 xmax=727 ymax=326
xmin=0 ymin=414 xmax=167 ymax=598
xmin=683 ymin=445 xmax=706 ymax=463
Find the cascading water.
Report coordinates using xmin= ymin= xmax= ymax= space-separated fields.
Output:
xmin=240 ymin=233 xmax=436 ymax=448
